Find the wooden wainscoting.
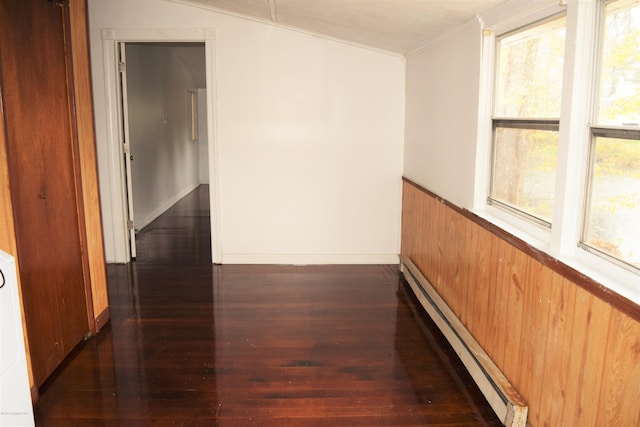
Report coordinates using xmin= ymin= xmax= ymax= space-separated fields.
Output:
xmin=401 ymin=178 xmax=640 ymax=427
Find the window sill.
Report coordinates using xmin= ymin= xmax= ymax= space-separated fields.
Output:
xmin=473 ymin=207 xmax=640 ymax=308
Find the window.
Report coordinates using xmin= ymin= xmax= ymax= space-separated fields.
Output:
xmin=479 ymin=0 xmax=639 ymax=302
xmin=490 ymin=16 xmax=566 ymax=226
xmin=582 ymin=0 xmax=640 ymax=270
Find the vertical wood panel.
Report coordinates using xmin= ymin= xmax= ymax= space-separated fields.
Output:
xmin=400 ymin=180 xmax=640 ymax=427
xmin=0 ymin=0 xmax=105 ymax=393
xmin=482 ymin=236 xmax=500 ymax=363
xmin=0 ymin=97 xmax=35 ymax=393
xmin=521 ymin=264 xmax=553 ymax=427
xmin=596 ymin=308 xmax=640 ymax=425
xmin=560 ymin=289 xmax=594 ymax=426
xmin=1 ymin=0 xmax=90 ymax=386
xmin=0 ymin=117 xmax=17 ymax=257
xmin=514 ymin=258 xmax=541 ymax=395
xmin=502 ymin=247 xmax=527 ymax=385
xmin=69 ymin=0 xmax=109 ymax=329
xmin=426 ymin=195 xmax=440 ymax=287
xmin=473 ymin=231 xmax=495 ymax=349
xmin=575 ymin=296 xmax=611 ymax=425
xmin=438 ymin=207 xmax=454 ymax=306
xmin=538 ymin=273 xmax=576 ymax=426
xmin=461 ymin=217 xmax=479 ymax=328
xmin=449 ymin=211 xmax=467 ymax=319
xmin=484 ymin=238 xmax=510 ymax=367
xmin=458 ymin=218 xmax=474 ymax=327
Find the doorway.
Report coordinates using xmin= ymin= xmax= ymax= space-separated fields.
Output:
xmin=101 ymin=29 xmax=221 ymax=263
xmin=119 ymin=42 xmax=208 ymax=259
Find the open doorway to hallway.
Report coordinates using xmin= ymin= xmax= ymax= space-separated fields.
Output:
xmin=119 ymin=42 xmax=210 ymax=261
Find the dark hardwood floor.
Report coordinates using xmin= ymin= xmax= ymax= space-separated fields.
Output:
xmin=34 ymin=185 xmax=501 ymax=426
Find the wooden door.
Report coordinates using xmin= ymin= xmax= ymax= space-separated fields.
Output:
xmin=0 ymin=0 xmax=91 ymax=386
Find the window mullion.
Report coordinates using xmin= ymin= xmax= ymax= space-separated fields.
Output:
xmin=548 ymin=0 xmax=600 ymax=257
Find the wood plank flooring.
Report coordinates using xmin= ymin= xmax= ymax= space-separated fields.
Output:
xmin=34 ymin=185 xmax=501 ymax=426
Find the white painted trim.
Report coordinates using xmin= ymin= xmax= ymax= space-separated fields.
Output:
xmin=549 ymin=0 xmax=599 ymax=256
xmin=407 ymin=15 xmax=481 ymax=55
xmin=164 ymin=0 xmax=404 ymax=58
xmin=473 ymin=20 xmax=496 ymax=211
xmin=565 ymin=247 xmax=640 ymax=305
xmin=480 ymin=0 xmax=565 ymax=36
xmin=103 ymin=27 xmax=210 ymax=42
xmin=268 ymin=0 xmax=278 ymax=22
xmin=204 ymin=34 xmax=223 ymax=264
xmin=101 ymin=33 xmax=130 ymax=263
xmin=100 ymin=27 xmax=222 ymax=263
xmin=400 ymin=256 xmax=528 ymax=427
xmin=134 ymin=183 xmax=200 ymax=231
xmin=221 ymin=253 xmax=400 ymax=265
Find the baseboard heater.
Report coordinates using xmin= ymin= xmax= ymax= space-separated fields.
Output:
xmin=399 ymin=255 xmax=528 ymax=427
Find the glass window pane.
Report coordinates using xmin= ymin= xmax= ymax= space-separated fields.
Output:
xmin=597 ymin=0 xmax=640 ymax=126
xmin=495 ymin=16 xmax=566 ymax=118
xmin=583 ymin=136 xmax=640 ymax=269
xmin=491 ymin=127 xmax=558 ymax=222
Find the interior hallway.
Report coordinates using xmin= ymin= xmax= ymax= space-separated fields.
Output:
xmin=34 ymin=185 xmax=500 ymax=426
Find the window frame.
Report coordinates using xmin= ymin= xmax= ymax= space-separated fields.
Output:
xmin=475 ymin=0 xmax=640 ymax=305
xmin=579 ymin=0 xmax=640 ymax=272
xmin=488 ymin=13 xmax=566 ymax=228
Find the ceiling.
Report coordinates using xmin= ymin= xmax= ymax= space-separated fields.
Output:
xmin=170 ymin=0 xmax=507 ymax=54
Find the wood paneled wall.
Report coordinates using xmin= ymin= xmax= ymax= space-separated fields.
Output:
xmin=69 ymin=0 xmax=109 ymax=331
xmin=0 ymin=96 xmax=35 ymax=392
xmin=0 ymin=0 xmax=108 ymax=393
xmin=401 ymin=178 xmax=640 ymax=427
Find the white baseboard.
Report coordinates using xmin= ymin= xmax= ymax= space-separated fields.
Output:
xmin=400 ymin=255 xmax=528 ymax=427
xmin=221 ymin=253 xmax=400 ymax=265
xmin=135 ymin=183 xmax=200 ymax=231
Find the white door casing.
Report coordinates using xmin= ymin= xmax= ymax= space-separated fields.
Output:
xmin=117 ymin=42 xmax=137 ymax=259
xmin=100 ymin=28 xmax=221 ymax=263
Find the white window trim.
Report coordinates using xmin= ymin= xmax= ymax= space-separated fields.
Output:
xmin=475 ymin=0 xmax=640 ymax=305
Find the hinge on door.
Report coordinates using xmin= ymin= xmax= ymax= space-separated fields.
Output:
xmin=127 ymin=220 xmax=134 ymax=230
xmin=119 ymin=62 xmax=126 ymax=73
xmin=123 ymin=143 xmax=130 ymax=155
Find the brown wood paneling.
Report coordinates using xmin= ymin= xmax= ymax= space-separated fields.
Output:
xmin=596 ymin=309 xmax=640 ymax=424
xmin=0 ymin=108 xmax=17 ymax=258
xmin=538 ymin=272 xmax=575 ymax=426
xmin=0 ymin=88 xmax=36 ymax=395
xmin=400 ymin=179 xmax=640 ymax=427
xmin=502 ymin=245 xmax=526 ymax=383
xmin=575 ymin=296 xmax=611 ymax=425
xmin=472 ymin=229 xmax=494 ymax=349
xmin=68 ymin=0 xmax=109 ymax=331
xmin=403 ymin=177 xmax=640 ymax=322
xmin=560 ymin=289 xmax=595 ymax=426
xmin=0 ymin=0 xmax=90 ymax=386
xmin=461 ymin=218 xmax=478 ymax=327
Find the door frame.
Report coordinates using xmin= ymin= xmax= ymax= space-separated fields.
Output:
xmin=101 ymin=28 xmax=222 ymax=263
xmin=116 ymin=42 xmax=137 ymax=259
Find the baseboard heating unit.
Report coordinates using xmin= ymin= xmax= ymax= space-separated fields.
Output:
xmin=399 ymin=255 xmax=528 ymax=427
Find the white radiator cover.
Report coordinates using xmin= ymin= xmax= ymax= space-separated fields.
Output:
xmin=0 ymin=250 xmax=34 ymax=426
xmin=400 ymin=255 xmax=528 ymax=427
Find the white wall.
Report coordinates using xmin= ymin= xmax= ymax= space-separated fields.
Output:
xmin=403 ymin=20 xmax=482 ymax=209
xmin=126 ymin=44 xmax=203 ymax=230
xmin=88 ymin=0 xmax=405 ymax=264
